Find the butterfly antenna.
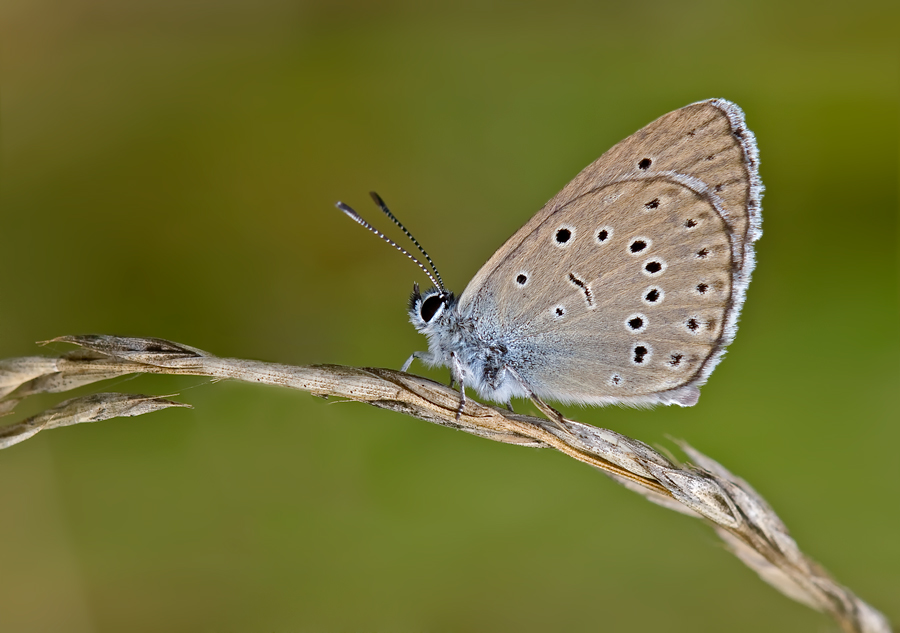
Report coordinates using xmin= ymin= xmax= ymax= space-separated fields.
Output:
xmin=335 ymin=201 xmax=444 ymax=291
xmin=368 ymin=192 xmax=445 ymax=292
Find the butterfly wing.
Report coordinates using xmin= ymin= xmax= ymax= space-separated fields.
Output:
xmin=457 ymin=99 xmax=762 ymax=406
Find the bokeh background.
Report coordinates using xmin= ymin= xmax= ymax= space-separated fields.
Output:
xmin=1 ymin=1 xmax=897 ymax=631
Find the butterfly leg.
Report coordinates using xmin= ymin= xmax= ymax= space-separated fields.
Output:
xmin=450 ymin=351 xmax=467 ymax=420
xmin=528 ymin=394 xmax=565 ymax=426
xmin=401 ymin=353 xmax=417 ymax=373
xmin=505 ymin=401 xmax=515 ymax=412
xmin=504 ymin=366 xmax=563 ymax=425
xmin=455 ymin=387 xmax=468 ymax=420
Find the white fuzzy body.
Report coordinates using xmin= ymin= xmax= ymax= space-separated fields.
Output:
xmin=407 ymin=293 xmax=530 ymax=405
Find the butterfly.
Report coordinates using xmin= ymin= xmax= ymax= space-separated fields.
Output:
xmin=338 ymin=99 xmax=762 ymax=416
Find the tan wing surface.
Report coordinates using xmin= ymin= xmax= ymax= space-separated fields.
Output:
xmin=457 ymin=99 xmax=762 ymax=405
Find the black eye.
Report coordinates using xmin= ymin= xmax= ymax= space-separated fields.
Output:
xmin=420 ymin=294 xmax=443 ymax=322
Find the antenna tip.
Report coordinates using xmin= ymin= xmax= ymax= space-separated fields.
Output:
xmin=336 ymin=202 xmax=364 ymax=223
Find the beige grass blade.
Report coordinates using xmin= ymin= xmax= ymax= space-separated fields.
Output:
xmin=0 ymin=335 xmax=891 ymax=633
xmin=0 ymin=392 xmax=190 ymax=449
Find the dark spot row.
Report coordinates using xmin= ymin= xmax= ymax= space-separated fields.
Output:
xmin=554 ymin=218 xmax=700 ymax=250
xmin=627 ymin=343 xmax=686 ymax=369
xmin=686 ymin=317 xmax=717 ymax=333
xmin=610 ymin=351 xmax=688 ymax=385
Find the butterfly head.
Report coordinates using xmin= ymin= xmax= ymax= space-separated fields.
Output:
xmin=408 ymin=282 xmax=456 ymax=333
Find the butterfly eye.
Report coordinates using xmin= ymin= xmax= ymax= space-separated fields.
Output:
xmin=420 ymin=294 xmax=444 ymax=322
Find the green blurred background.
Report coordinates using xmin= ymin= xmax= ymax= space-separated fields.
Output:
xmin=1 ymin=1 xmax=897 ymax=631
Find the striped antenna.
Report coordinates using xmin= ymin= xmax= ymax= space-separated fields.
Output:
xmin=336 ymin=200 xmax=444 ymax=291
xmin=368 ymin=192 xmax=445 ymax=292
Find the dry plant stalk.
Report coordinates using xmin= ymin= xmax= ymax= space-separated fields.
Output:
xmin=0 ymin=335 xmax=891 ymax=633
